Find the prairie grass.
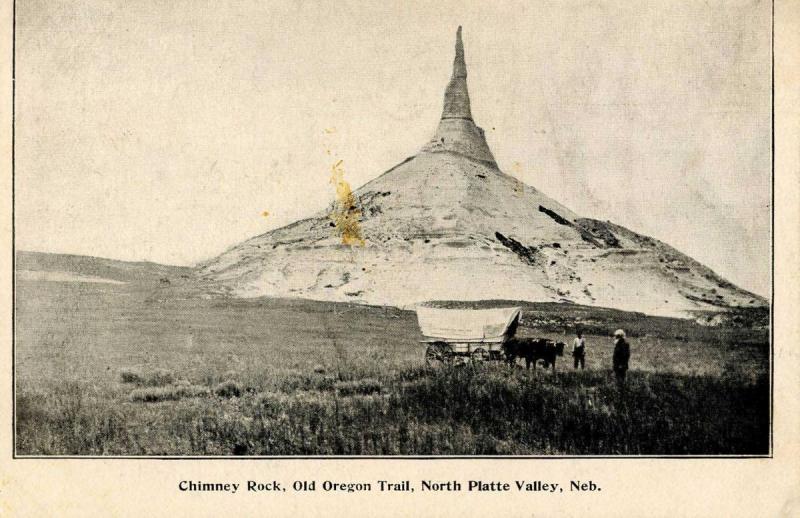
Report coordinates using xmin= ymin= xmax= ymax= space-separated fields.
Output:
xmin=16 ymin=382 xmax=130 ymax=455
xmin=14 ymin=283 xmax=770 ymax=456
xmin=16 ymin=364 xmax=768 ymax=456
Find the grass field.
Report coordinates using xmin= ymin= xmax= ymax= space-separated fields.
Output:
xmin=14 ymin=275 xmax=769 ymax=456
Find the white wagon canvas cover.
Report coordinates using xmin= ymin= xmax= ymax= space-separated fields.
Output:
xmin=415 ymin=306 xmax=522 ymax=343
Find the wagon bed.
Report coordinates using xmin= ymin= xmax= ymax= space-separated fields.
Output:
xmin=415 ymin=305 xmax=522 ymax=363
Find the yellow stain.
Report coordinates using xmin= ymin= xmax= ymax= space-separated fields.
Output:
xmin=261 ymin=210 xmax=270 ymax=218
xmin=324 ymin=127 xmax=337 ymax=134
xmin=329 ymin=159 xmax=365 ymax=246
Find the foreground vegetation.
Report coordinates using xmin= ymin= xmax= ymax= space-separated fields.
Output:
xmin=17 ymin=363 xmax=767 ymax=456
xmin=15 ymin=279 xmax=769 ymax=456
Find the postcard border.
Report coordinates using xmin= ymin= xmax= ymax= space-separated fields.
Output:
xmin=9 ymin=0 xmax=776 ymax=460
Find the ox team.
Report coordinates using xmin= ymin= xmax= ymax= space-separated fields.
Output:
xmin=514 ymin=328 xmax=632 ymax=388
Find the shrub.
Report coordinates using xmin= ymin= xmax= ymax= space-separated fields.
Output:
xmin=334 ymin=378 xmax=382 ymax=396
xmin=130 ymin=384 xmax=208 ymax=403
xmin=316 ymin=375 xmax=337 ymax=391
xmin=120 ymin=368 xmax=174 ymax=387
xmin=215 ymin=380 xmax=242 ymax=399
xmin=120 ymin=369 xmax=143 ymax=384
xmin=146 ymin=369 xmax=175 ymax=387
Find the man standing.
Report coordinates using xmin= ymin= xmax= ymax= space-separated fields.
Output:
xmin=571 ymin=330 xmax=586 ymax=370
xmin=612 ymin=329 xmax=631 ymax=389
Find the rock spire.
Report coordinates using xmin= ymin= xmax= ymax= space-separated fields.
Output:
xmin=442 ymin=26 xmax=472 ymax=120
xmin=421 ymin=26 xmax=497 ymax=167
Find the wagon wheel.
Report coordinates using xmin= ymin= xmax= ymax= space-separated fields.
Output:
xmin=425 ymin=342 xmax=452 ymax=365
xmin=470 ymin=347 xmax=489 ymax=363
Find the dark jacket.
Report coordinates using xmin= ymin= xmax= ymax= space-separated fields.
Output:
xmin=613 ymin=338 xmax=630 ymax=371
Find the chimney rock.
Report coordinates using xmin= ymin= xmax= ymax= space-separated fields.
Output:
xmin=421 ymin=27 xmax=497 ymax=167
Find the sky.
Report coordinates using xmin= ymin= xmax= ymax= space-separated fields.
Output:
xmin=14 ymin=0 xmax=772 ymax=297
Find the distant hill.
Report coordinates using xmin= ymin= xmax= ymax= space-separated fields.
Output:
xmin=15 ymin=251 xmax=193 ymax=285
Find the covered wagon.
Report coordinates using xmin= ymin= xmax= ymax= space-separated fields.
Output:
xmin=415 ymin=305 xmax=522 ymax=364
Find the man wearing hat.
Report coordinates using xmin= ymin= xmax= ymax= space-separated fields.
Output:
xmin=612 ymin=329 xmax=630 ymax=388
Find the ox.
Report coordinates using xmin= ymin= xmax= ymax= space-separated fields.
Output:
xmin=503 ymin=338 xmax=566 ymax=371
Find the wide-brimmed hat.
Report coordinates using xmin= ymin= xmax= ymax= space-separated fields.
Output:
xmin=613 ymin=329 xmax=626 ymax=338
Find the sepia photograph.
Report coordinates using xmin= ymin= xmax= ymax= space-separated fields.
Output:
xmin=13 ymin=1 xmax=772 ymax=457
